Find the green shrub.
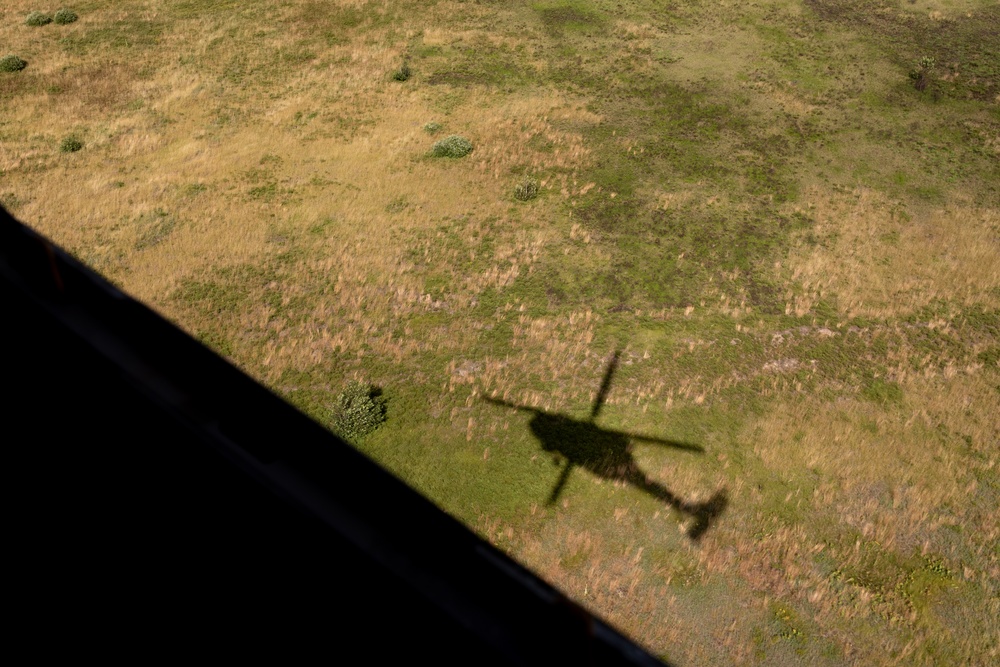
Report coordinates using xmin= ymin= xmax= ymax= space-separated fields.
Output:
xmin=331 ymin=381 xmax=387 ymax=440
xmin=514 ymin=177 xmax=539 ymax=202
xmin=430 ymin=135 xmax=473 ymax=158
xmin=423 ymin=121 xmax=442 ymax=134
xmin=54 ymin=9 xmax=79 ymax=25
xmin=908 ymin=56 xmax=936 ymax=92
xmin=391 ymin=62 xmax=411 ymax=82
xmin=25 ymin=12 xmax=52 ymax=26
xmin=0 ymin=55 xmax=28 ymax=73
xmin=60 ymin=135 xmax=83 ymax=153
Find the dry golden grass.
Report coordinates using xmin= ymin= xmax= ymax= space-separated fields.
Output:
xmin=782 ymin=187 xmax=1000 ymax=318
xmin=741 ymin=78 xmax=818 ymax=117
xmin=247 ymin=88 xmax=598 ymax=378
xmin=713 ymin=369 xmax=1000 ymax=663
xmin=2 ymin=0 xmax=598 ymax=381
xmin=900 ymin=0 xmax=995 ymax=20
xmin=748 ymin=373 xmax=998 ymax=552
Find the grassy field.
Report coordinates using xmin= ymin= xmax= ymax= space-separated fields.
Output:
xmin=3 ymin=1 xmax=998 ymax=664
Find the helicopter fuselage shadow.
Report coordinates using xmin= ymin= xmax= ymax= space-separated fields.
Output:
xmin=528 ymin=412 xmax=727 ymax=541
xmin=484 ymin=349 xmax=726 ymax=541
xmin=531 ymin=413 xmax=641 ymax=477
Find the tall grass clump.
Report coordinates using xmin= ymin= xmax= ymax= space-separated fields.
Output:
xmin=25 ymin=12 xmax=52 ymax=26
xmin=391 ymin=62 xmax=411 ymax=82
xmin=54 ymin=9 xmax=79 ymax=24
xmin=514 ymin=177 xmax=539 ymax=201
xmin=331 ymin=381 xmax=387 ymax=440
xmin=0 ymin=55 xmax=28 ymax=72
xmin=909 ymin=56 xmax=936 ymax=92
xmin=430 ymin=135 xmax=473 ymax=158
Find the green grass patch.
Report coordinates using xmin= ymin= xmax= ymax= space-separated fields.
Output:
xmin=861 ymin=378 xmax=904 ymax=407
xmin=173 ymin=263 xmax=280 ymax=317
xmin=424 ymin=39 xmax=530 ymax=89
xmin=533 ymin=1 xmax=605 ymax=36
xmin=59 ymin=16 xmax=164 ymax=55
xmin=133 ymin=209 xmax=176 ymax=250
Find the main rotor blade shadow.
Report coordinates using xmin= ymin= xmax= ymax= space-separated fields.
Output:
xmin=481 ymin=395 xmax=541 ymax=414
xmin=547 ymin=462 xmax=574 ymax=506
xmin=590 ymin=350 xmax=620 ymax=421
xmin=626 ymin=433 xmax=704 ymax=453
xmin=481 ymin=395 xmax=704 ymax=452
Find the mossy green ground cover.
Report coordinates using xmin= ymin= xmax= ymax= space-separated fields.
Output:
xmin=3 ymin=1 xmax=997 ymax=664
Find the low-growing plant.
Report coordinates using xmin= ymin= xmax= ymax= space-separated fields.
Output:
xmin=430 ymin=135 xmax=473 ymax=158
xmin=0 ymin=55 xmax=28 ymax=73
xmin=908 ymin=56 xmax=936 ymax=92
xmin=423 ymin=121 xmax=442 ymax=134
xmin=514 ymin=177 xmax=539 ymax=202
xmin=25 ymin=12 xmax=52 ymax=26
xmin=60 ymin=135 xmax=83 ymax=153
xmin=330 ymin=380 xmax=387 ymax=440
xmin=54 ymin=9 xmax=79 ymax=25
xmin=391 ymin=62 xmax=411 ymax=82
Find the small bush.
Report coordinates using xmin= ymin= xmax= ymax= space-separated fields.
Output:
xmin=60 ymin=136 xmax=83 ymax=153
xmin=0 ymin=55 xmax=28 ymax=73
xmin=423 ymin=121 xmax=442 ymax=134
xmin=54 ymin=9 xmax=79 ymax=25
xmin=430 ymin=135 xmax=473 ymax=158
xmin=514 ymin=177 xmax=539 ymax=202
xmin=25 ymin=12 xmax=52 ymax=26
xmin=331 ymin=381 xmax=387 ymax=440
xmin=908 ymin=56 xmax=936 ymax=92
xmin=391 ymin=62 xmax=411 ymax=82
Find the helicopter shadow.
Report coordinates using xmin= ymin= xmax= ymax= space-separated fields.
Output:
xmin=483 ymin=351 xmax=727 ymax=541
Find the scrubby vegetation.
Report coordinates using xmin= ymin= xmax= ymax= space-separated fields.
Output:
xmin=0 ymin=55 xmax=27 ymax=72
xmin=430 ymin=134 xmax=473 ymax=158
xmin=54 ymin=9 xmax=79 ymax=25
xmin=59 ymin=135 xmax=83 ymax=153
xmin=513 ymin=177 xmax=538 ymax=202
xmin=4 ymin=1 xmax=997 ymax=664
xmin=908 ymin=55 xmax=936 ymax=92
xmin=25 ymin=11 xmax=52 ymax=27
xmin=391 ymin=61 xmax=410 ymax=82
xmin=331 ymin=381 xmax=387 ymax=441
